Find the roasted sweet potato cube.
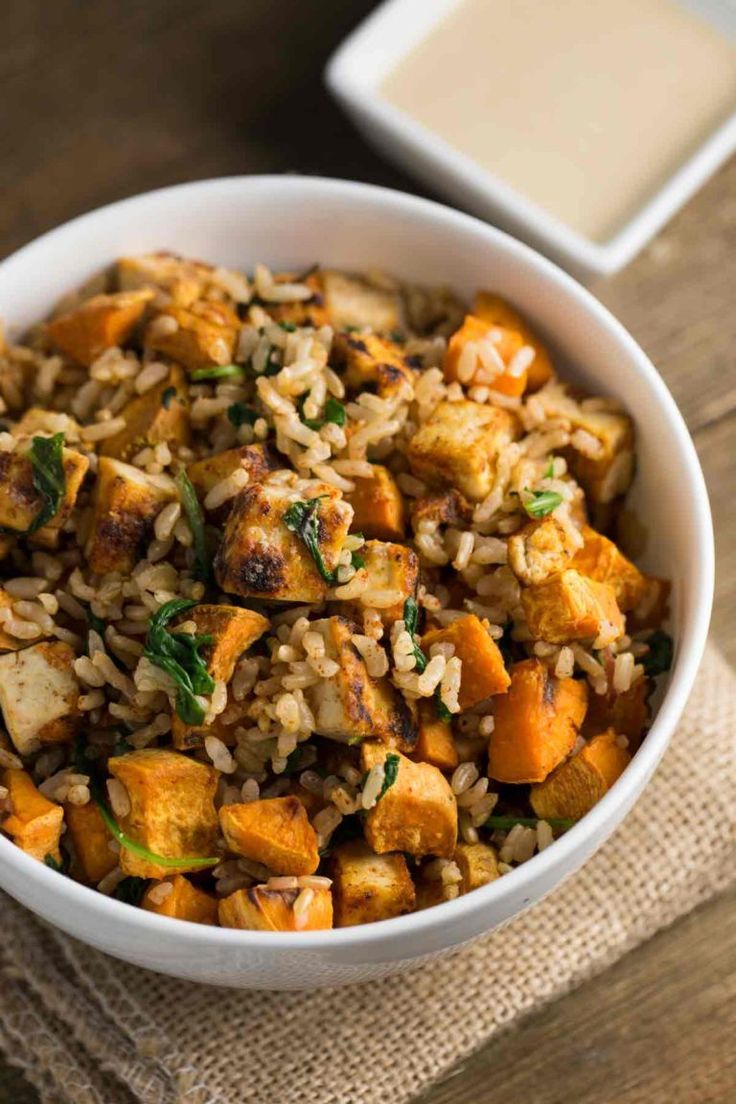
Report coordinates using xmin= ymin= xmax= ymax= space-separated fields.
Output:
xmin=2 ymin=768 xmax=64 ymax=862
xmin=345 ymin=465 xmax=406 ymax=542
xmin=570 ymin=408 xmax=634 ymax=504
xmin=47 ymin=289 xmax=154 ymax=366
xmin=117 ymin=252 xmax=211 ymax=307
xmin=410 ymin=700 xmax=459 ymax=772
xmin=86 ymin=457 xmax=176 ymax=576
xmin=108 ymin=749 xmax=219 ymax=878
xmin=570 ymin=525 xmax=648 ymax=612
xmin=455 ymin=841 xmax=500 ymax=894
xmin=584 ymin=676 xmax=651 ymax=746
xmin=423 ymin=614 xmax=510 ymax=710
xmin=186 ymin=443 xmax=279 ymax=520
xmin=628 ymin=576 xmax=671 ymax=632
xmin=219 ymin=797 xmax=319 ymax=876
xmin=521 ymin=569 xmax=625 ymax=647
xmin=361 ymin=744 xmax=457 ymax=858
xmin=530 ymin=728 xmax=631 ymax=821
xmin=410 ymin=488 xmax=474 ymax=533
xmin=508 ymin=516 xmax=579 ymax=586
xmin=407 ymin=400 xmax=519 ymax=502
xmin=214 ymin=480 xmax=353 ymax=603
xmin=488 ymin=658 xmax=588 ymax=783
xmin=145 ymin=300 xmax=239 ymax=373
xmin=336 ymin=541 xmax=418 ymax=628
xmin=444 ymin=314 xmax=529 ymax=397
xmin=323 ymin=270 xmax=404 ymax=333
xmin=306 ymin=617 xmax=416 ymax=748
xmin=99 ymin=366 xmax=189 ymax=460
xmin=332 ymin=332 xmax=416 ymax=398
xmin=64 ymin=800 xmax=116 ymax=884
xmin=178 ymin=604 xmax=268 ymax=683
xmin=473 ymin=291 xmax=554 ymax=392
xmin=330 ymin=839 xmax=415 ymax=926
xmin=219 ymin=884 xmax=333 ymax=931
xmin=142 ymin=874 xmax=218 ymax=924
xmin=0 ymin=642 xmax=80 ymax=756
xmin=0 ymin=441 xmax=89 ymax=548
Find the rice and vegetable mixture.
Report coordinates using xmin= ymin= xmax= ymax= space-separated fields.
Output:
xmin=0 ymin=253 xmax=673 ymax=930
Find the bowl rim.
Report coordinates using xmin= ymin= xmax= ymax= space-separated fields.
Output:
xmin=0 ymin=173 xmax=715 ymax=952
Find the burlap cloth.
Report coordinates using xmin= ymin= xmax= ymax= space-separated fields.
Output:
xmin=0 ymin=641 xmax=734 ymax=1104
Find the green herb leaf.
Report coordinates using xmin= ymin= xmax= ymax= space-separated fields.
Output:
xmin=113 ymin=876 xmax=148 ymax=906
xmin=350 ymin=551 xmax=366 ymax=571
xmin=161 ymin=385 xmax=177 ymax=409
xmin=401 ymin=596 xmax=427 ymax=674
xmin=641 ymin=629 xmax=673 ymax=677
xmin=279 ymin=321 xmax=297 ymax=332
xmin=389 ymin=330 xmax=405 ymax=344
xmin=227 ymin=402 xmax=258 ymax=428
xmin=27 ymin=433 xmax=66 ymax=534
xmin=297 ymin=395 xmax=346 ymax=431
xmin=175 ymin=468 xmax=212 ymax=584
xmin=44 ymin=853 xmax=61 ymax=871
xmin=85 ymin=605 xmax=106 ymax=638
xmin=543 ymin=457 xmax=556 ymax=480
xmin=523 ymin=488 xmax=563 ymax=519
xmin=485 ymin=815 xmax=576 ymax=831
xmin=282 ymin=497 xmax=337 ymax=584
xmin=377 ymin=753 xmax=400 ymax=802
xmin=435 ymin=692 xmax=452 ymax=723
xmin=190 ymin=364 xmax=247 ymax=382
xmin=94 ymin=795 xmax=219 ymax=870
xmin=143 ymin=597 xmax=215 ymax=725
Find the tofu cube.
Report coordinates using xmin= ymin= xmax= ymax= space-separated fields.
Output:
xmin=472 ymin=291 xmax=554 ymax=392
xmin=407 ymin=400 xmax=518 ymax=502
xmin=410 ymin=488 xmax=473 ymax=533
xmin=422 ymin=614 xmax=510 ymax=710
xmin=1 ymin=768 xmax=64 ymax=863
xmin=570 ymin=408 xmax=634 ymax=504
xmin=361 ymin=744 xmax=457 ymax=858
xmin=117 ymin=252 xmax=212 ymax=307
xmin=47 ymin=289 xmax=154 ymax=366
xmin=521 ymin=568 xmax=625 ymax=647
xmin=186 ymin=443 xmax=279 ymax=520
xmin=99 ymin=366 xmax=189 ymax=460
xmin=322 ymin=270 xmax=404 ymax=333
xmin=454 ymin=841 xmax=500 ymax=894
xmin=306 ymin=617 xmax=416 ymax=748
xmin=261 ymin=270 xmax=330 ymax=329
xmin=530 ymin=728 xmax=631 ymax=821
xmin=64 ymin=801 xmax=117 ymax=884
xmin=570 ymin=525 xmax=649 ymax=612
xmin=86 ymin=457 xmax=176 ymax=576
xmin=0 ymin=642 xmax=80 ymax=756
xmin=214 ymin=479 xmax=353 ymax=603
xmin=219 ymin=884 xmax=333 ymax=931
xmin=345 ymin=464 xmax=406 ymax=542
xmin=108 ymin=749 xmax=219 ymax=878
xmin=145 ymin=300 xmax=239 ymax=373
xmin=508 ymin=516 xmax=579 ymax=587
xmin=219 ymin=796 xmax=319 ymax=876
xmin=335 ymin=540 xmax=418 ymax=628
xmin=332 ymin=332 xmax=417 ymax=398
xmin=330 ymin=839 xmax=415 ymax=926
xmin=142 ymin=875 xmax=218 ymax=925
xmin=0 ymin=440 xmax=89 ymax=548
xmin=0 ymin=588 xmax=37 ymax=652
xmin=410 ymin=700 xmax=459 ymax=772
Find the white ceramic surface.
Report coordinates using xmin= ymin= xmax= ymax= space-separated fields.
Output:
xmin=0 ymin=176 xmax=713 ymax=989
xmin=325 ymin=0 xmax=736 ymax=281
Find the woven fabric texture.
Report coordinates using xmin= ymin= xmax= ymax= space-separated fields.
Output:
xmin=0 ymin=641 xmax=734 ymax=1104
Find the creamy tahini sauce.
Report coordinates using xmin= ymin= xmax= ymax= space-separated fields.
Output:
xmin=380 ymin=0 xmax=736 ymax=241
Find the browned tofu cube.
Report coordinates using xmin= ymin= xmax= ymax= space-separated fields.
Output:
xmin=332 ymin=332 xmax=417 ymax=398
xmin=570 ymin=525 xmax=649 ymax=612
xmin=335 ymin=541 xmax=418 ymax=628
xmin=0 ymin=440 xmax=89 ymax=548
xmin=323 ymin=270 xmax=405 ymax=333
xmin=361 ymin=744 xmax=457 ymax=858
xmin=570 ymin=407 xmax=634 ymax=504
xmin=345 ymin=464 xmax=406 ymax=542
xmin=1 ymin=768 xmax=64 ymax=863
xmin=214 ymin=479 xmax=353 ymax=603
xmin=407 ymin=400 xmax=519 ymax=502
xmin=410 ymin=700 xmax=459 ymax=772
xmin=13 ymin=407 xmax=82 ymax=440
xmin=219 ymin=884 xmax=333 ymax=931
xmin=410 ymin=488 xmax=473 ymax=532
xmin=142 ymin=875 xmax=218 ymax=925
xmin=108 ymin=749 xmax=219 ymax=878
xmin=0 ymin=642 xmax=80 ymax=755
xmin=306 ymin=617 xmax=416 ymax=748
xmin=145 ymin=300 xmax=239 ymax=372
xmin=117 ymin=252 xmax=212 ymax=307
xmin=186 ymin=443 xmax=279 ymax=521
xmin=508 ymin=516 xmax=579 ymax=586
xmin=99 ymin=366 xmax=189 ymax=460
xmin=86 ymin=457 xmax=176 ymax=575
xmin=422 ymin=614 xmax=510 ymax=710
xmin=414 ymin=878 xmax=448 ymax=911
xmin=64 ymin=800 xmax=117 ymax=884
xmin=262 ymin=270 xmax=330 ymax=329
xmin=454 ymin=841 xmax=500 ymax=894
xmin=47 ymin=289 xmax=154 ymax=366
xmin=0 ymin=588 xmax=34 ymax=652
xmin=330 ymin=839 xmax=415 ymax=926
xmin=219 ymin=796 xmax=319 ymax=876
xmin=530 ymin=728 xmax=631 ymax=821
xmin=521 ymin=569 xmax=625 ymax=647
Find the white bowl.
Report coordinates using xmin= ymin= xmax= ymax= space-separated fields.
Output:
xmin=325 ymin=0 xmax=736 ymax=281
xmin=0 ymin=176 xmax=713 ymax=990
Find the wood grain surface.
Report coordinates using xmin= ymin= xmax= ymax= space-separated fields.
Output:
xmin=1 ymin=2 xmax=734 ymax=1101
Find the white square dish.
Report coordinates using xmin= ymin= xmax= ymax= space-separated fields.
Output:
xmin=325 ymin=0 xmax=736 ymax=280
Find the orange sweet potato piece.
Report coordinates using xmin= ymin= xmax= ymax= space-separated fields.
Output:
xmin=422 ymin=614 xmax=510 ymax=710
xmin=219 ymin=796 xmax=319 ymax=876
xmin=346 ymin=464 xmax=406 ymax=542
xmin=444 ymin=314 xmax=528 ymax=397
xmin=571 ymin=525 xmax=648 ymax=612
xmin=219 ymin=884 xmax=333 ymax=931
xmin=584 ymin=676 xmax=651 ymax=747
xmin=472 ymin=291 xmax=554 ymax=391
xmin=145 ymin=300 xmax=240 ymax=373
xmin=142 ymin=874 xmax=218 ymax=925
xmin=47 ymin=290 xmax=154 ymax=366
xmin=2 ymin=768 xmax=63 ymax=862
xmin=64 ymin=800 xmax=116 ymax=884
xmin=521 ymin=569 xmax=625 ymax=647
xmin=410 ymin=700 xmax=459 ymax=772
xmin=488 ymin=658 xmax=588 ymax=783
xmin=530 ymin=728 xmax=631 ymax=820
xmin=627 ymin=576 xmax=671 ymax=632
xmin=177 ymin=604 xmax=269 ymax=684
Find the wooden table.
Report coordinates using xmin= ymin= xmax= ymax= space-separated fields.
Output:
xmin=2 ymin=3 xmax=735 ymax=1101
